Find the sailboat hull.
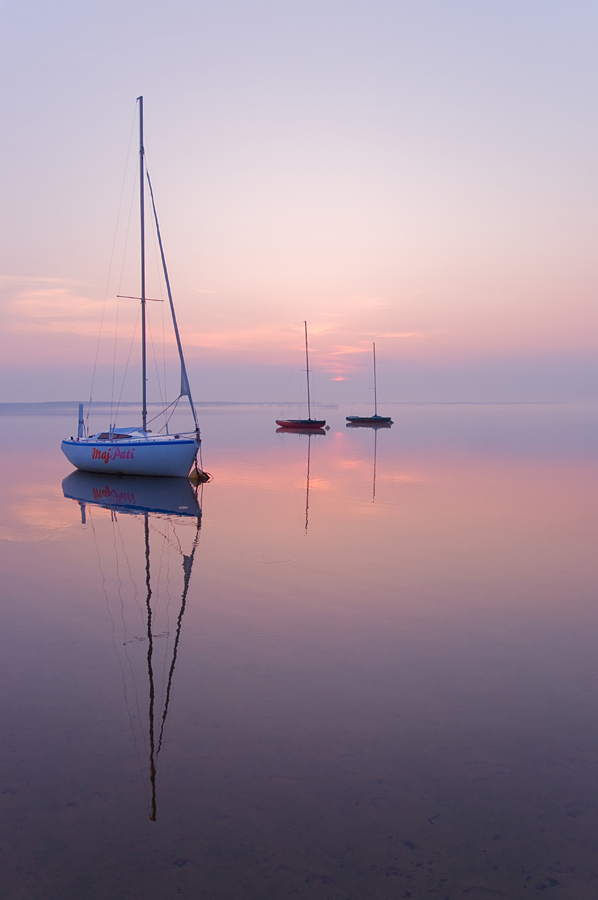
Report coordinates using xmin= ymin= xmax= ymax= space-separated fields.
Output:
xmin=346 ymin=416 xmax=393 ymax=426
xmin=276 ymin=419 xmax=326 ymax=430
xmin=61 ymin=436 xmax=199 ymax=477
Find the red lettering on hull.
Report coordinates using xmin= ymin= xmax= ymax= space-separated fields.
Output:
xmin=92 ymin=486 xmax=136 ymax=503
xmin=91 ymin=446 xmax=136 ymax=463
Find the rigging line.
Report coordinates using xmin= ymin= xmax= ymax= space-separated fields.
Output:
xmin=307 ymin=336 xmax=322 ymax=416
xmin=163 ymin=396 xmax=181 ymax=432
xmin=116 ymin=155 xmax=140 ymax=298
xmin=143 ymin=152 xmax=169 ymax=409
xmin=161 ymin=278 xmax=167 ymax=418
xmin=114 ymin=304 xmax=141 ymax=426
xmin=160 ymin=525 xmax=176 ymax=704
xmin=110 ymin=152 xmax=140 ymax=431
xmin=86 ymin=105 xmax=138 ymax=429
xmin=346 ymin=342 xmax=366 ymax=411
xmin=112 ymin=514 xmax=149 ymax=753
xmin=146 ymin=311 xmax=167 ymax=420
xmin=148 ymin=187 xmax=165 ymax=302
xmin=151 ymin=397 xmax=183 ymax=434
xmin=160 ymin=521 xmax=174 ymax=703
xmin=148 ymin=518 xmax=185 ymax=557
xmin=145 ymin=394 xmax=180 ymax=427
xmin=157 ymin=519 xmax=201 ymax=755
xmin=121 ymin=513 xmax=147 ymax=622
xmin=281 ymin=333 xmax=301 ymax=417
xmin=111 ymin=514 xmax=127 ymax=642
xmin=88 ymin=505 xmax=149 ymax=808
xmin=165 ymin=516 xmax=185 ymax=557
xmin=151 ymin=522 xmax=168 ymax=615
xmin=109 ymin=291 xmax=121 ymax=433
xmin=147 ymin=185 xmax=169 ymax=419
xmin=304 ymin=321 xmax=312 ymax=420
xmin=297 ymin=326 xmax=310 ymax=414
xmin=146 ymin=170 xmax=200 ymax=437
xmin=147 ymin=194 xmax=169 ymax=433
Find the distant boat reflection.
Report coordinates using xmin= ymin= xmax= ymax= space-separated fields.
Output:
xmin=276 ymin=426 xmax=325 ymax=533
xmin=346 ymin=420 xmax=391 ymax=502
xmin=275 ymin=427 xmax=326 ymax=437
xmin=62 ymin=471 xmax=202 ymax=821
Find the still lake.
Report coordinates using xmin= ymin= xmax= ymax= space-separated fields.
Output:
xmin=1 ymin=402 xmax=598 ymax=899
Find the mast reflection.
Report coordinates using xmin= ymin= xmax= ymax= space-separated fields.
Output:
xmin=276 ymin=426 xmax=325 ymax=533
xmin=346 ymin=420 xmax=392 ymax=502
xmin=62 ymin=471 xmax=202 ymax=821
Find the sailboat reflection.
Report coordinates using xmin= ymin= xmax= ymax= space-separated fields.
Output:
xmin=346 ymin=420 xmax=391 ymax=502
xmin=62 ymin=471 xmax=202 ymax=820
xmin=276 ymin=426 xmax=325 ymax=532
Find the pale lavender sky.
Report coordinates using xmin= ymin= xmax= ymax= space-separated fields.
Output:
xmin=0 ymin=0 xmax=596 ymax=403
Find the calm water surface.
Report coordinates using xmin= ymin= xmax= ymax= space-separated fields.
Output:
xmin=1 ymin=403 xmax=598 ymax=899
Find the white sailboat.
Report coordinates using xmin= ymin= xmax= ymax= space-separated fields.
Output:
xmin=62 ymin=97 xmax=203 ymax=478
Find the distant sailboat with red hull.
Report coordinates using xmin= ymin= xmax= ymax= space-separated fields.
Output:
xmin=276 ymin=322 xmax=326 ymax=430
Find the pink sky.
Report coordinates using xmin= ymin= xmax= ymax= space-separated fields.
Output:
xmin=0 ymin=1 xmax=596 ymax=401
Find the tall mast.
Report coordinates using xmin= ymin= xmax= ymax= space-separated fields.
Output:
xmin=304 ymin=321 xmax=311 ymax=421
xmin=372 ymin=341 xmax=378 ymax=417
xmin=138 ymin=96 xmax=147 ymax=432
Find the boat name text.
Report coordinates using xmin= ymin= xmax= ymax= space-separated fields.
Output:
xmin=92 ymin=447 xmax=136 ymax=463
xmin=92 ymin=487 xmax=136 ymax=503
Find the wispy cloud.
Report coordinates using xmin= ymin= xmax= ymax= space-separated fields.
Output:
xmin=0 ymin=275 xmax=73 ymax=285
xmin=365 ymin=331 xmax=423 ymax=339
xmin=9 ymin=289 xmax=102 ymax=320
xmin=328 ymin=345 xmax=371 ymax=357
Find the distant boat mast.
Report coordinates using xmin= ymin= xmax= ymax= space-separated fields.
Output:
xmin=373 ymin=341 xmax=378 ymax=417
xmin=304 ymin=321 xmax=312 ymax=421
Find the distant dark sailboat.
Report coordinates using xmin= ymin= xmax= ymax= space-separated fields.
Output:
xmin=346 ymin=342 xmax=393 ymax=427
xmin=276 ymin=322 xmax=326 ymax=430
